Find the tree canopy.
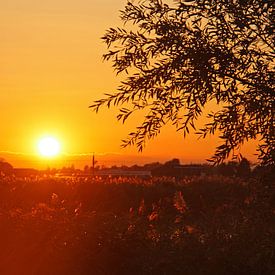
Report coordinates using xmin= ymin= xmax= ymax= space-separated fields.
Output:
xmin=90 ymin=0 xmax=274 ymax=165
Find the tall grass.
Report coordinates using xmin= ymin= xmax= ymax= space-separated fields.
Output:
xmin=0 ymin=175 xmax=274 ymax=274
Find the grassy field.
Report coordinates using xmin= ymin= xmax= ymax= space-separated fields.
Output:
xmin=0 ymin=174 xmax=274 ymax=274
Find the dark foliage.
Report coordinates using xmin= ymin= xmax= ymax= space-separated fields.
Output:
xmin=0 ymin=161 xmax=13 ymax=175
xmin=0 ymin=175 xmax=274 ymax=274
xmin=90 ymin=0 xmax=275 ymax=165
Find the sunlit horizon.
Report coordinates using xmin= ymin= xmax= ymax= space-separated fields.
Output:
xmin=0 ymin=0 xmax=261 ymax=169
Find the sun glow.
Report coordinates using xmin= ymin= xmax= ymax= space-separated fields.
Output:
xmin=38 ymin=137 xmax=60 ymax=157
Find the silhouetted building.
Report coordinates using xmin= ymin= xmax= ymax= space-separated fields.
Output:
xmin=152 ymin=161 xmax=209 ymax=177
xmin=96 ymin=169 xmax=151 ymax=178
xmin=13 ymin=168 xmax=39 ymax=177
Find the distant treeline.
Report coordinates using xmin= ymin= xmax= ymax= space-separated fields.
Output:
xmin=1 ymin=158 xmax=274 ymax=180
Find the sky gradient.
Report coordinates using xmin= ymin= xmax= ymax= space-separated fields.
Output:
xmin=0 ymin=0 xmax=258 ymax=168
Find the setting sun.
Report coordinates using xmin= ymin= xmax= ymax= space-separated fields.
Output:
xmin=38 ymin=137 xmax=61 ymax=157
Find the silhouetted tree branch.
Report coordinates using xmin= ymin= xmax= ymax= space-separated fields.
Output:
xmin=90 ymin=0 xmax=274 ymax=165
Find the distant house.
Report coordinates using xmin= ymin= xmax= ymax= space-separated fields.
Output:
xmin=176 ymin=165 xmax=209 ymax=177
xmin=13 ymin=168 xmax=39 ymax=177
xmin=95 ymin=169 xmax=151 ymax=178
xmin=152 ymin=164 xmax=209 ymax=177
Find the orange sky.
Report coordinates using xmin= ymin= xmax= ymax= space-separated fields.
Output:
xmin=0 ymin=0 xmax=258 ymax=168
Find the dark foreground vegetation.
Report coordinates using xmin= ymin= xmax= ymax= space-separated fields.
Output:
xmin=0 ymin=173 xmax=274 ymax=274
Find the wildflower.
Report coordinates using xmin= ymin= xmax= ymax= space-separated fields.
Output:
xmin=138 ymin=199 xmax=146 ymax=215
xmin=51 ymin=192 xmax=59 ymax=206
xmin=148 ymin=211 xmax=159 ymax=222
xmin=173 ymin=191 xmax=187 ymax=213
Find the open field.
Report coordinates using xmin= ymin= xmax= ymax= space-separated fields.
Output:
xmin=0 ymin=174 xmax=274 ymax=274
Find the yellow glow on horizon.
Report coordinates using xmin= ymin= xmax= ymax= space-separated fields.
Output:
xmin=38 ymin=137 xmax=61 ymax=157
xmin=0 ymin=0 xmax=259 ymax=168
